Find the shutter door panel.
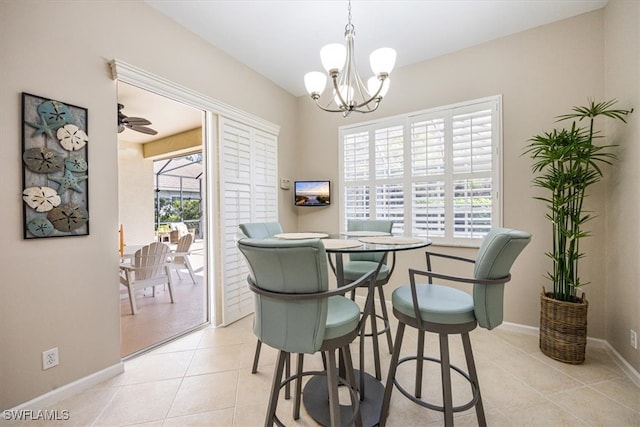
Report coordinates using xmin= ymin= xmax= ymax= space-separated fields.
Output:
xmin=220 ymin=117 xmax=278 ymax=325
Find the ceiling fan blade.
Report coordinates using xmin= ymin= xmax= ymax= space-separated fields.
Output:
xmin=123 ymin=117 xmax=152 ymax=126
xmin=130 ymin=125 xmax=158 ymax=135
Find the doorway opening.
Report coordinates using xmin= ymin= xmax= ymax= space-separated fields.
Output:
xmin=117 ymin=81 xmax=208 ymax=358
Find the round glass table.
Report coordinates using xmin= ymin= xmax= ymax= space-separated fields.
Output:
xmin=298 ymin=234 xmax=432 ymax=427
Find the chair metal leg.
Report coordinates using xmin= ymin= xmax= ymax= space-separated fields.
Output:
xmin=462 ymin=332 xmax=486 ymax=427
xmin=415 ymin=329 xmax=425 ymax=398
xmin=359 ymin=315 xmax=366 ymax=399
xmin=376 ymin=285 xmax=394 ymax=353
xmin=252 ymin=340 xmax=262 ymax=374
xmin=285 ymin=352 xmax=291 ymax=400
xmin=439 ymin=333 xmax=454 ymax=427
xmin=293 ymin=353 xmax=304 ymax=420
xmin=380 ymin=322 xmax=405 ymax=427
xmin=265 ymin=350 xmax=287 ymax=427
xmin=369 ymin=300 xmax=382 ymax=380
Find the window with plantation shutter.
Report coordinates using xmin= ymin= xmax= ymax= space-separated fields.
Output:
xmin=220 ymin=117 xmax=278 ymax=324
xmin=340 ymin=96 xmax=501 ymax=246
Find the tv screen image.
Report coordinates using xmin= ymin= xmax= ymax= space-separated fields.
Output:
xmin=294 ymin=181 xmax=331 ymax=206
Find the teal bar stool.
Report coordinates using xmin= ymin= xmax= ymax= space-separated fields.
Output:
xmin=238 ymin=222 xmax=284 ymax=374
xmin=239 ymin=222 xmax=283 ymax=240
xmin=238 ymin=238 xmax=377 ymax=427
xmin=380 ymin=228 xmax=531 ymax=426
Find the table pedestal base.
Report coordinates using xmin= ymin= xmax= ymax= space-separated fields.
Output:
xmin=302 ymin=370 xmax=384 ymax=427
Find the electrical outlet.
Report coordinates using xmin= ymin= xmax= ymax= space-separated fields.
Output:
xmin=42 ymin=347 xmax=59 ymax=370
xmin=631 ymin=330 xmax=638 ymax=350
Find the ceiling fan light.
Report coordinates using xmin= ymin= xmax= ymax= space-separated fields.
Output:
xmin=320 ymin=43 xmax=347 ymax=73
xmin=304 ymin=71 xmax=327 ymax=96
xmin=370 ymin=47 xmax=397 ymax=76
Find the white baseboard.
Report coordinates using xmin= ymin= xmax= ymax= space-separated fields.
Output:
xmin=603 ymin=341 xmax=640 ymax=388
xmin=9 ymin=362 xmax=124 ymax=412
xmin=500 ymin=321 xmax=640 ymax=388
xmin=371 ymin=299 xmax=640 ymax=387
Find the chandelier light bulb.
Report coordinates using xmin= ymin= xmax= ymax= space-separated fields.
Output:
xmin=320 ymin=43 xmax=347 ymax=73
xmin=304 ymin=71 xmax=327 ymax=97
xmin=367 ymin=76 xmax=390 ymax=98
xmin=370 ymin=47 xmax=397 ymax=76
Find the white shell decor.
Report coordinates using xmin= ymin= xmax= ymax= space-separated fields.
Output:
xmin=22 ymin=186 xmax=61 ymax=212
xmin=57 ymin=124 xmax=88 ymax=151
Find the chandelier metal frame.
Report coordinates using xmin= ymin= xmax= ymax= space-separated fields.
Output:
xmin=304 ymin=1 xmax=396 ymax=117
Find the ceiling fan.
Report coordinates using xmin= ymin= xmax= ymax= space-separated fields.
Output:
xmin=117 ymin=103 xmax=158 ymax=135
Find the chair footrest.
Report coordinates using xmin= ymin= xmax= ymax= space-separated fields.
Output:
xmin=393 ymin=355 xmax=480 ymax=413
xmin=362 ymin=312 xmax=391 ymax=337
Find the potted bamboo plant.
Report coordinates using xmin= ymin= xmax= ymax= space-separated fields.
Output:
xmin=524 ymin=99 xmax=632 ymax=364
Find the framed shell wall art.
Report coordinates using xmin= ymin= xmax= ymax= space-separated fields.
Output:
xmin=22 ymin=93 xmax=89 ymax=239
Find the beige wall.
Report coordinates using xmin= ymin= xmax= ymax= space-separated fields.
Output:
xmin=117 ymin=142 xmax=156 ymax=245
xmin=0 ymin=0 xmax=298 ymax=409
xmin=604 ymin=0 xmax=640 ymax=371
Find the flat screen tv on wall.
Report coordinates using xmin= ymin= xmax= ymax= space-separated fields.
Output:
xmin=294 ymin=180 xmax=331 ymax=206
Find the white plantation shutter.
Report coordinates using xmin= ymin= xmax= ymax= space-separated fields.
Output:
xmin=220 ymin=117 xmax=278 ymax=324
xmin=411 ymin=116 xmax=446 ymax=238
xmin=342 ymin=123 xmax=406 ymax=234
xmin=343 ymin=131 xmax=371 ymax=222
xmin=340 ymin=96 xmax=501 ymax=246
xmin=252 ymin=129 xmax=278 ymax=221
xmin=451 ymin=106 xmax=494 ymax=239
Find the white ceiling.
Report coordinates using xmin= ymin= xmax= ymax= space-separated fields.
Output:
xmin=117 ymin=82 xmax=203 ymax=144
xmin=146 ymin=0 xmax=607 ymax=97
xmin=120 ymin=0 xmax=607 ymax=144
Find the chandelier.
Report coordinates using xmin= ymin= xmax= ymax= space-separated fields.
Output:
xmin=304 ymin=1 xmax=397 ymax=117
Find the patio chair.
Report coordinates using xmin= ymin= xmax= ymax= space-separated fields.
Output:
xmin=170 ymin=233 xmax=196 ymax=283
xmin=119 ymin=242 xmax=175 ymax=314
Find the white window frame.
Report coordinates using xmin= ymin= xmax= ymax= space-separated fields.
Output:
xmin=339 ymin=95 xmax=503 ymax=247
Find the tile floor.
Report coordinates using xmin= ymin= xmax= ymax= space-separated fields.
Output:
xmin=12 ymin=312 xmax=640 ymax=426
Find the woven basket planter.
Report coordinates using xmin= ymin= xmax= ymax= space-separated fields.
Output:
xmin=539 ymin=290 xmax=588 ymax=364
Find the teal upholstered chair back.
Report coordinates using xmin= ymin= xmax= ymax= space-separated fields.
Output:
xmin=237 ymin=238 xmax=329 ymax=354
xmin=472 ymin=228 xmax=531 ymax=330
xmin=347 ymin=219 xmax=393 ymax=263
xmin=239 ymin=222 xmax=283 ymax=239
